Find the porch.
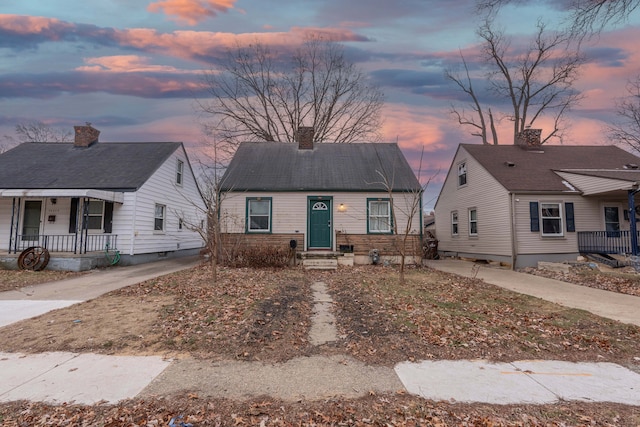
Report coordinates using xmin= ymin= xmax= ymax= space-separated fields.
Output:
xmin=577 ymin=230 xmax=640 ymax=255
xmin=7 ymin=234 xmax=118 ymax=255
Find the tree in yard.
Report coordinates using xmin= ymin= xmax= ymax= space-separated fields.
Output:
xmin=447 ymin=17 xmax=584 ymax=144
xmin=609 ymin=76 xmax=640 ymax=152
xmin=198 ymin=38 xmax=384 ymax=147
xmin=477 ymin=0 xmax=639 ymax=38
xmin=14 ymin=121 xmax=72 ymax=143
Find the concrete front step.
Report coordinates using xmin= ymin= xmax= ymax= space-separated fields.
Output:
xmin=302 ymin=258 xmax=338 ymax=270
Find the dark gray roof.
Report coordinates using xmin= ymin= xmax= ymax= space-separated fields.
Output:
xmin=461 ymin=144 xmax=640 ymax=192
xmin=0 ymin=141 xmax=181 ymax=191
xmin=220 ymin=142 xmax=422 ymax=192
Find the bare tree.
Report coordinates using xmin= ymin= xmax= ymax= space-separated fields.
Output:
xmin=477 ymin=0 xmax=639 ymax=38
xmin=609 ymin=76 xmax=640 ymax=152
xmin=448 ymin=18 xmax=584 ymax=144
xmin=14 ymin=121 xmax=72 ymax=143
xmin=198 ymin=38 xmax=384 ymax=147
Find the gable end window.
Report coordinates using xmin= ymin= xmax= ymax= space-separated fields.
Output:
xmin=247 ymin=198 xmax=272 ymax=233
xmin=468 ymin=208 xmax=478 ymax=236
xmin=451 ymin=211 xmax=459 ymax=236
xmin=154 ymin=204 xmax=166 ymax=231
xmin=368 ymin=199 xmax=393 ymax=234
xmin=176 ymin=159 xmax=184 ymax=186
xmin=457 ymin=162 xmax=467 ymax=187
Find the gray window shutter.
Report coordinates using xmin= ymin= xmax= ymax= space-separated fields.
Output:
xmin=69 ymin=198 xmax=79 ymax=233
xmin=104 ymin=202 xmax=114 ymax=233
xmin=530 ymin=202 xmax=539 ymax=232
xmin=565 ymin=202 xmax=575 ymax=232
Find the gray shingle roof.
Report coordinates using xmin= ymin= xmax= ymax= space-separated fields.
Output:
xmin=0 ymin=141 xmax=181 ymax=191
xmin=461 ymin=144 xmax=640 ymax=192
xmin=219 ymin=142 xmax=422 ymax=192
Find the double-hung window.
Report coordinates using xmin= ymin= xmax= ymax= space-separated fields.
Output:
xmin=468 ymin=208 xmax=478 ymax=236
xmin=368 ymin=199 xmax=392 ymax=233
xmin=86 ymin=200 xmax=104 ymax=230
xmin=154 ymin=204 xmax=166 ymax=231
xmin=176 ymin=160 xmax=184 ymax=186
xmin=541 ymin=203 xmax=563 ymax=236
xmin=247 ymin=198 xmax=271 ymax=232
xmin=451 ymin=211 xmax=459 ymax=235
xmin=457 ymin=162 xmax=467 ymax=187
xmin=604 ymin=206 xmax=620 ymax=237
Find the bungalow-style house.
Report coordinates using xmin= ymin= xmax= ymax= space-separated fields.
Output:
xmin=0 ymin=125 xmax=206 ymax=271
xmin=434 ymin=129 xmax=640 ymax=268
xmin=218 ymin=127 xmax=423 ymax=265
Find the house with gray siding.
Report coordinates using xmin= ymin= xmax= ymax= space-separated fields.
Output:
xmin=218 ymin=127 xmax=424 ymax=265
xmin=434 ymin=129 xmax=640 ymax=268
xmin=0 ymin=125 xmax=206 ymax=271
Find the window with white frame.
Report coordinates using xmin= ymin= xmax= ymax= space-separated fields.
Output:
xmin=86 ymin=200 xmax=104 ymax=230
xmin=541 ymin=202 xmax=563 ymax=236
xmin=457 ymin=162 xmax=467 ymax=187
xmin=176 ymin=159 xmax=184 ymax=185
xmin=468 ymin=208 xmax=478 ymax=236
xmin=154 ymin=204 xmax=166 ymax=231
xmin=451 ymin=211 xmax=459 ymax=235
xmin=604 ymin=206 xmax=620 ymax=236
xmin=368 ymin=199 xmax=392 ymax=233
xmin=247 ymin=198 xmax=271 ymax=232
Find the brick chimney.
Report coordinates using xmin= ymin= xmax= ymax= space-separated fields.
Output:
xmin=516 ymin=128 xmax=542 ymax=149
xmin=296 ymin=126 xmax=314 ymax=150
xmin=73 ymin=123 xmax=100 ymax=147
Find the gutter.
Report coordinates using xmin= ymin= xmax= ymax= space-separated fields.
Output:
xmin=509 ymin=192 xmax=518 ymax=270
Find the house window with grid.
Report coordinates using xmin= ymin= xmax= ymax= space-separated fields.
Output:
xmin=451 ymin=211 xmax=459 ymax=236
xmin=468 ymin=208 xmax=478 ymax=236
xmin=86 ymin=200 xmax=104 ymax=230
xmin=176 ymin=159 xmax=184 ymax=185
xmin=541 ymin=203 xmax=563 ymax=236
xmin=154 ymin=204 xmax=166 ymax=231
xmin=368 ymin=199 xmax=393 ymax=233
xmin=457 ymin=162 xmax=467 ymax=187
xmin=247 ymin=198 xmax=271 ymax=232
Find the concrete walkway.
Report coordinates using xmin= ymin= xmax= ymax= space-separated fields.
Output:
xmin=424 ymin=258 xmax=640 ymax=327
xmin=1 ymin=259 xmax=640 ymax=406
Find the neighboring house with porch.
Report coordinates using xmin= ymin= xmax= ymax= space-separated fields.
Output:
xmin=434 ymin=129 xmax=640 ymax=268
xmin=218 ymin=127 xmax=424 ymax=265
xmin=0 ymin=125 xmax=206 ymax=271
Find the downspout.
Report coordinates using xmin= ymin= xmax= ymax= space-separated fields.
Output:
xmin=509 ymin=192 xmax=518 ymax=270
xmin=129 ymin=192 xmax=137 ymax=256
xmin=628 ymin=189 xmax=639 ymax=256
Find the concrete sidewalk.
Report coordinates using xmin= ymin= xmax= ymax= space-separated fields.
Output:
xmin=1 ymin=351 xmax=640 ymax=405
xmin=424 ymin=258 xmax=640 ymax=327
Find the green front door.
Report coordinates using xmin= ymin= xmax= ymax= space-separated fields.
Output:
xmin=308 ymin=198 xmax=332 ymax=249
xmin=22 ymin=200 xmax=42 ymax=240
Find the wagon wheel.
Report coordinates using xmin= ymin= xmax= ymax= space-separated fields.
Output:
xmin=18 ymin=246 xmax=50 ymax=271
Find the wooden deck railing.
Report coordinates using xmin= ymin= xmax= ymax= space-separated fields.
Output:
xmin=577 ymin=230 xmax=640 ymax=254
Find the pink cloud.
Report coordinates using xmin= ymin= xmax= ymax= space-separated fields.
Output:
xmin=0 ymin=14 xmax=73 ymax=35
xmin=147 ymin=0 xmax=237 ymax=25
xmin=75 ymin=55 xmax=199 ymax=73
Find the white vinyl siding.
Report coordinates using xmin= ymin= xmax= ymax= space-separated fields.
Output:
xmin=434 ymin=147 xmax=512 ymax=258
xmin=554 ymin=171 xmax=635 ymax=196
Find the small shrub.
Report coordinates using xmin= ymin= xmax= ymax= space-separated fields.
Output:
xmin=224 ymin=245 xmax=292 ymax=268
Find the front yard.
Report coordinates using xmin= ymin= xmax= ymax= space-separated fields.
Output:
xmin=0 ymin=263 xmax=639 ymax=426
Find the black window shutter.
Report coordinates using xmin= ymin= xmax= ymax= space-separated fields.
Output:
xmin=529 ymin=202 xmax=539 ymax=232
xmin=565 ymin=202 xmax=575 ymax=232
xmin=104 ymin=202 xmax=114 ymax=233
xmin=69 ymin=198 xmax=79 ymax=233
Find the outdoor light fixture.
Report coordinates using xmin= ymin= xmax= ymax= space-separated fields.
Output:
xmin=338 ymin=203 xmax=346 ymax=212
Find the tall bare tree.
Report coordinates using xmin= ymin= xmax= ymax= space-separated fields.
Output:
xmin=609 ymin=76 xmax=640 ymax=152
xmin=198 ymin=38 xmax=384 ymax=147
xmin=14 ymin=121 xmax=72 ymax=143
xmin=448 ymin=18 xmax=584 ymax=144
xmin=477 ymin=0 xmax=639 ymax=38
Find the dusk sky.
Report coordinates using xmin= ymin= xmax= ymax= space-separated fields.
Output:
xmin=2 ymin=1 xmax=640 ymax=211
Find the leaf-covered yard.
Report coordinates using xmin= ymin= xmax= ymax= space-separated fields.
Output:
xmin=1 ymin=263 xmax=639 ymax=426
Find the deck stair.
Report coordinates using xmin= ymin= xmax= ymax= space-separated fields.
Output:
xmin=299 ymin=251 xmax=339 ymax=270
xmin=584 ymin=253 xmax=625 ymax=268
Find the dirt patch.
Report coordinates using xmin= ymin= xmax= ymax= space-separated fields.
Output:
xmin=0 ymin=269 xmax=86 ymax=293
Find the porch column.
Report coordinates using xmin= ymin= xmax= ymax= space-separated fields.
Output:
xmin=628 ymin=189 xmax=639 ymax=256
